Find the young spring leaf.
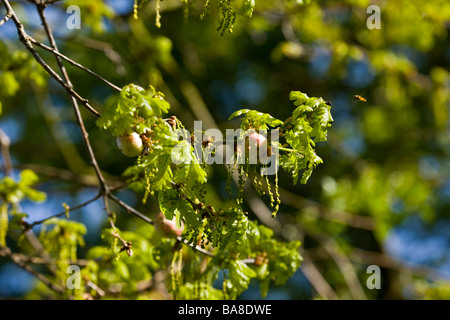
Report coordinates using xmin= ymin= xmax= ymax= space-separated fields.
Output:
xmin=279 ymin=91 xmax=333 ymax=184
xmin=229 ymin=109 xmax=283 ymax=130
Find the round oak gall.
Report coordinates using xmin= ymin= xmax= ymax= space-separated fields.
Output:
xmin=116 ymin=132 xmax=143 ymax=157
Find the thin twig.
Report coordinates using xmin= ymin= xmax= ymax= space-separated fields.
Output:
xmin=111 ymin=229 xmax=133 ymax=257
xmin=29 ymin=37 xmax=122 ymax=92
xmin=0 ymin=11 xmax=11 ymax=26
xmin=103 ymin=194 xmax=116 ymax=230
xmin=43 ymin=0 xmax=63 ymax=5
xmin=1 ymin=0 xmax=101 ymax=118
xmin=34 ymin=2 xmax=108 ymax=193
xmin=87 ymin=280 xmax=106 ymax=297
xmin=27 ymin=193 xmax=102 ymax=228
xmin=107 ymin=193 xmax=153 ymax=224
xmin=0 ymin=248 xmax=89 ymax=266
xmin=175 ymin=236 xmax=214 ymax=258
xmin=0 ymin=246 xmax=65 ymax=294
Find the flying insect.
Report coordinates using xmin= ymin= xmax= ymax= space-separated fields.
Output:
xmin=353 ymin=95 xmax=367 ymax=102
